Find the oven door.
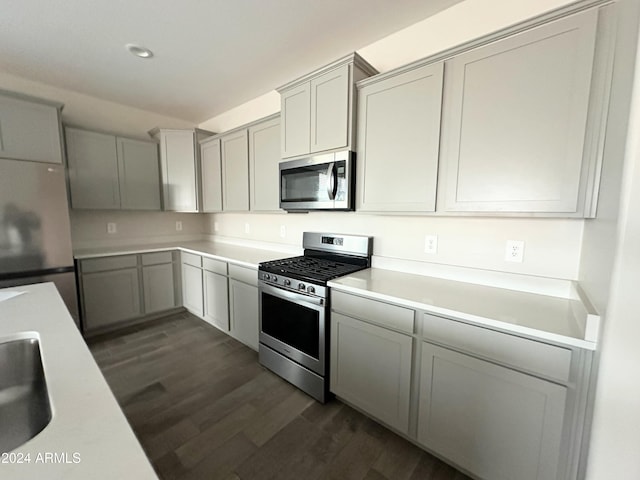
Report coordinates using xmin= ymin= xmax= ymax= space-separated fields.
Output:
xmin=259 ymin=282 xmax=326 ymax=375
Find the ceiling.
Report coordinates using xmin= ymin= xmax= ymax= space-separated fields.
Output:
xmin=0 ymin=0 xmax=462 ymax=123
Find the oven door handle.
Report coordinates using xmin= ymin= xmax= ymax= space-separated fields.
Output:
xmin=259 ymin=282 xmax=325 ymax=309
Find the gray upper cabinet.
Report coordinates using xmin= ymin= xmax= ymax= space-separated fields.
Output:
xmin=200 ymin=137 xmax=223 ymax=213
xmin=278 ymin=53 xmax=377 ymax=159
xmin=151 ymin=128 xmax=213 ymax=212
xmin=0 ymin=91 xmax=63 ymax=164
xmin=357 ymin=61 xmax=444 ymax=212
xmin=117 ymin=137 xmax=161 ymax=210
xmin=249 ymin=115 xmax=280 ymax=211
xmin=66 ymin=127 xmax=160 ymax=210
xmin=221 ymin=129 xmax=249 ymax=211
xmin=439 ymin=9 xmax=601 ymax=215
xmin=66 ymin=127 xmax=121 ymax=210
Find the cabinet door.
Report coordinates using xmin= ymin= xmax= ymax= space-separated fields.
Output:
xmin=0 ymin=94 xmax=63 ymax=164
xmin=281 ymin=83 xmax=311 ymax=158
xmin=82 ymin=268 xmax=141 ymax=330
xmin=229 ymin=279 xmax=258 ymax=350
xmin=440 ymin=10 xmax=598 ymax=213
xmin=204 ymin=270 xmax=229 ymax=331
xmin=143 ymin=263 xmax=176 ymax=314
xmin=310 ymin=64 xmax=349 ymax=153
xmin=357 ymin=62 xmax=443 ymax=212
xmin=160 ymin=130 xmax=197 ymax=212
xmin=181 ymin=263 xmax=203 ymax=317
xmin=330 ymin=312 xmax=412 ymax=434
xmin=117 ymin=137 xmax=161 ymax=210
xmin=249 ymin=117 xmax=280 ymax=211
xmin=200 ymin=138 xmax=223 ymax=212
xmin=418 ymin=342 xmax=567 ymax=480
xmin=221 ymin=129 xmax=249 ymax=211
xmin=66 ymin=128 xmax=120 ymax=209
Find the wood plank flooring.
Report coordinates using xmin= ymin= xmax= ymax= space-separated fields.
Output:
xmin=87 ymin=312 xmax=471 ymax=480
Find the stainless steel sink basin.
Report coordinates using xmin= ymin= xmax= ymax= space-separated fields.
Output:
xmin=0 ymin=337 xmax=51 ymax=452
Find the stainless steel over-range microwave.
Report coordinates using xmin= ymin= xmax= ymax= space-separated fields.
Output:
xmin=279 ymin=150 xmax=355 ymax=211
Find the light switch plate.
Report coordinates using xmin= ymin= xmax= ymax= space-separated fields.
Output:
xmin=244 ymin=223 xmax=251 ymax=234
xmin=424 ymin=235 xmax=438 ymax=254
xmin=280 ymin=225 xmax=286 ymax=238
xmin=107 ymin=222 xmax=117 ymax=234
xmin=505 ymin=240 xmax=525 ymax=263
xmin=214 ymin=222 xmax=220 ymax=232
xmin=175 ymin=221 xmax=183 ymax=231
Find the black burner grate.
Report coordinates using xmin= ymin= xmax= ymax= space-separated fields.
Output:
xmin=260 ymin=256 xmax=365 ymax=283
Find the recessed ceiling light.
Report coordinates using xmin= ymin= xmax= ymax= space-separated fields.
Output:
xmin=126 ymin=44 xmax=153 ymax=59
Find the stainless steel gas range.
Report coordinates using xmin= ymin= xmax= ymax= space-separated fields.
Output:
xmin=258 ymin=232 xmax=373 ymax=403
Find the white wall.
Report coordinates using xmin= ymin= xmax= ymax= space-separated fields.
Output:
xmin=199 ymin=0 xmax=586 ymax=281
xmin=584 ymin=1 xmax=640 ymax=477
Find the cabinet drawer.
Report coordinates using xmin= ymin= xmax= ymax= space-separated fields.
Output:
xmin=81 ymin=255 xmax=137 ymax=273
xmin=141 ymin=251 xmax=173 ymax=266
xmin=228 ymin=264 xmax=257 ymax=286
xmin=181 ymin=252 xmax=202 ymax=268
xmin=331 ymin=290 xmax=414 ymax=334
xmin=203 ymin=257 xmax=227 ymax=275
xmin=423 ymin=313 xmax=572 ymax=382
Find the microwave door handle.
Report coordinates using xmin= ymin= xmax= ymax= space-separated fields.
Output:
xmin=326 ymin=162 xmax=336 ymax=200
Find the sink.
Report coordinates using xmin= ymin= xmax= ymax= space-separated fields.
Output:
xmin=0 ymin=337 xmax=51 ymax=452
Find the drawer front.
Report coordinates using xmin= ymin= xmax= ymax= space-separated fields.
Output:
xmin=181 ymin=251 xmax=202 ymax=268
xmin=228 ymin=264 xmax=257 ymax=286
xmin=331 ymin=290 xmax=414 ymax=334
xmin=141 ymin=251 xmax=173 ymax=266
xmin=203 ymin=257 xmax=228 ymax=275
xmin=423 ymin=313 xmax=572 ymax=382
xmin=81 ymin=255 xmax=138 ymax=273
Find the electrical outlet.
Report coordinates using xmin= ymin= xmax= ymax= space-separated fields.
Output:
xmin=280 ymin=225 xmax=286 ymax=238
xmin=175 ymin=221 xmax=183 ymax=231
xmin=424 ymin=235 xmax=438 ymax=254
xmin=244 ymin=223 xmax=251 ymax=234
xmin=505 ymin=240 xmax=525 ymax=263
xmin=214 ymin=222 xmax=220 ymax=232
xmin=107 ymin=222 xmax=117 ymax=234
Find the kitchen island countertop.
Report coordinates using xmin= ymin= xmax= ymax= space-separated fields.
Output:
xmin=0 ymin=283 xmax=157 ymax=479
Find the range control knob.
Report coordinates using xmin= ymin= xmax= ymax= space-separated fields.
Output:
xmin=272 ymin=276 xmax=278 ymax=282
xmin=298 ymin=283 xmax=306 ymax=291
xmin=307 ymin=286 xmax=316 ymax=294
xmin=264 ymin=274 xmax=271 ymax=281
xmin=284 ymin=279 xmax=291 ymax=286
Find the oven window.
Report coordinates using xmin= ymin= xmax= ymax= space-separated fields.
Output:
xmin=261 ymin=292 xmax=320 ymax=359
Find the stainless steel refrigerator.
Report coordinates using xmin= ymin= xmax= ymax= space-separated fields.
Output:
xmin=0 ymin=158 xmax=79 ymax=326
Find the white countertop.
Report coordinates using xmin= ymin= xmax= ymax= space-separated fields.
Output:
xmin=0 ymin=283 xmax=157 ymax=479
xmin=329 ymin=268 xmax=599 ymax=350
xmin=73 ymin=241 xmax=290 ymax=268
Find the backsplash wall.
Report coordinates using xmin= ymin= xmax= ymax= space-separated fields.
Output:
xmin=70 ymin=210 xmax=205 ymax=250
xmin=204 ymin=212 xmax=584 ymax=280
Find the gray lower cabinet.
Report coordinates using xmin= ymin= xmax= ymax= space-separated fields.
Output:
xmin=356 ymin=61 xmax=444 ymax=212
xmin=79 ymin=252 xmax=179 ymax=333
xmin=330 ymin=289 xmax=591 ymax=480
xmin=0 ymin=91 xmax=64 ymax=164
xmin=203 ymin=269 xmax=229 ymax=331
xmin=82 ymin=267 xmax=141 ymax=331
xmin=181 ymin=261 xmax=204 ymax=317
xmin=330 ymin=312 xmax=412 ymax=434
xmin=66 ymin=127 xmax=161 ymax=210
xmin=228 ymin=265 xmax=258 ymax=350
xmin=142 ymin=252 xmax=178 ymax=314
xmin=418 ymin=342 xmax=567 ymax=480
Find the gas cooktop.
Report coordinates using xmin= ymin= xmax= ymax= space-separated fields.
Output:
xmin=259 ymin=255 xmax=366 ymax=284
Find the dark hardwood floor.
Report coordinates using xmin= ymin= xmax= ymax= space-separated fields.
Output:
xmin=87 ymin=312 xmax=471 ymax=480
